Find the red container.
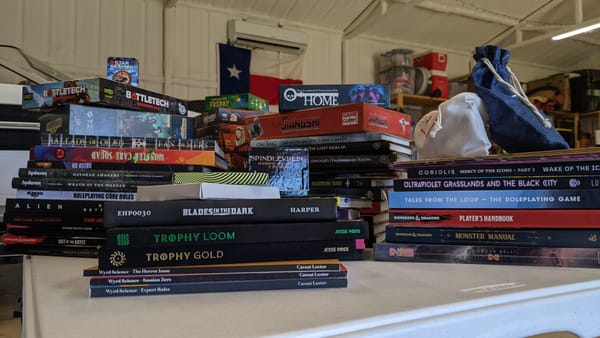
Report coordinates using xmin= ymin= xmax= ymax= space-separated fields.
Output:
xmin=413 ymin=51 xmax=447 ymax=72
xmin=430 ymin=71 xmax=449 ymax=99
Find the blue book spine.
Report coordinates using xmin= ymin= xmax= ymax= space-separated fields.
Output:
xmin=389 ymin=189 xmax=600 ymax=209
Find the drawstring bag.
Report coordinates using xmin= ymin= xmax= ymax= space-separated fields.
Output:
xmin=472 ymin=45 xmax=569 ymax=152
xmin=414 ymin=92 xmax=491 ymax=159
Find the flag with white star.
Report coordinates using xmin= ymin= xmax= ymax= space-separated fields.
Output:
xmin=219 ymin=43 xmax=250 ymax=95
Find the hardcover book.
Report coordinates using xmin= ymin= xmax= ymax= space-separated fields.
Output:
xmin=103 ymin=197 xmax=339 ymax=227
xmin=248 ymin=147 xmax=309 ymax=197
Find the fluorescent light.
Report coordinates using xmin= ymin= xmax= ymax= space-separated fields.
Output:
xmin=552 ymin=22 xmax=600 ymax=40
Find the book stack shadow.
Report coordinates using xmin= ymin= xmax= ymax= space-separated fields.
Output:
xmin=84 ymin=194 xmax=368 ymax=297
xmin=1 ymin=77 xmax=227 ymax=257
xmin=374 ymin=148 xmax=600 ymax=268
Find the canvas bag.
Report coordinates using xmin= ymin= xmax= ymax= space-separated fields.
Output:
xmin=471 ymin=45 xmax=569 ymax=152
xmin=414 ymin=92 xmax=491 ymax=159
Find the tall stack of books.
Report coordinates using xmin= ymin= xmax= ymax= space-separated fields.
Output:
xmin=1 ymin=78 xmax=226 ymax=257
xmin=84 ymin=193 xmax=368 ymax=297
xmin=247 ymin=101 xmax=411 ymax=242
xmin=374 ymin=148 xmax=600 ymax=268
xmin=194 ymin=93 xmax=271 ymax=171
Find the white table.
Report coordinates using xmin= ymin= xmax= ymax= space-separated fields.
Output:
xmin=22 ymin=254 xmax=600 ymax=338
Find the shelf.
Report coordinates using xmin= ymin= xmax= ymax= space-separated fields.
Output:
xmin=551 ymin=110 xmax=600 ymax=148
xmin=391 ymin=93 xmax=446 ymax=110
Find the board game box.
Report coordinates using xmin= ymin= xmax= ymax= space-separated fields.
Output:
xmin=245 ymin=102 xmax=412 ymax=141
xmin=22 ymin=78 xmax=188 ymax=116
xmin=278 ymin=84 xmax=390 ymax=112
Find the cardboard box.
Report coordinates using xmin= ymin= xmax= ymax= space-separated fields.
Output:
xmin=199 ymin=107 xmax=272 ymax=127
xmin=22 ymin=78 xmax=188 ymax=115
xmin=245 ymin=103 xmax=412 ymax=141
xmin=278 ymin=84 xmax=391 ymax=112
xmin=196 ymin=124 xmax=251 ymax=152
xmin=39 ymin=104 xmax=195 ymax=139
xmin=413 ymin=51 xmax=447 ymax=72
xmin=204 ymin=94 xmax=269 ymax=112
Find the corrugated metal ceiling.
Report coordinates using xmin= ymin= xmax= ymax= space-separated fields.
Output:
xmin=190 ymin=0 xmax=600 ymax=70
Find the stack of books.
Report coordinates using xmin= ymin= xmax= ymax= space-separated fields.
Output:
xmin=247 ymin=102 xmax=412 ymax=240
xmin=374 ymin=148 xmax=600 ymax=268
xmin=1 ymin=78 xmax=227 ymax=257
xmin=85 ymin=193 xmax=368 ymax=297
xmin=194 ymin=94 xmax=272 ymax=171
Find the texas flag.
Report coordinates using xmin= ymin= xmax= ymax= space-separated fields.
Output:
xmin=219 ymin=43 xmax=303 ymax=105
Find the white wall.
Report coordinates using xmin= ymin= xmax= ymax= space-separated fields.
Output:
xmin=0 ymin=0 xmax=564 ymax=101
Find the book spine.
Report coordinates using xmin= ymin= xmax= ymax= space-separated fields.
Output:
xmin=98 ymin=240 xmax=365 ymax=269
xmin=5 ymin=198 xmax=104 ymax=214
xmin=310 ymin=178 xmax=381 ymax=189
xmin=28 ymin=160 xmax=218 ymax=172
xmin=89 ymin=277 xmax=348 ymax=297
xmin=16 ymin=189 xmax=136 ymax=201
xmin=6 ymin=223 xmax=105 ymax=236
xmin=85 ymin=260 xmax=344 ymax=277
xmin=11 ymin=177 xmax=159 ymax=192
xmin=393 ymin=176 xmax=600 ymax=191
xmin=89 ymin=269 xmax=348 ymax=286
xmin=388 ymin=209 xmax=600 ymax=228
xmin=18 ymin=167 xmax=174 ymax=181
xmin=308 ymin=187 xmax=389 ymax=201
xmin=385 ymin=226 xmax=600 ymax=247
xmin=1 ymin=233 xmax=105 ymax=247
xmin=403 ymin=160 xmax=600 ymax=178
xmin=249 ymin=131 xmax=410 ymax=147
xmin=3 ymin=244 xmax=99 ymax=258
xmin=172 ymin=172 xmax=269 ymax=185
xmin=105 ymin=221 xmax=369 ymax=248
xmin=33 ymin=146 xmax=222 ymax=167
xmin=103 ymin=198 xmax=339 ymax=227
xmin=389 ymin=189 xmax=599 ymax=209
xmin=372 ymin=242 xmax=600 ymax=268
xmin=310 ymin=154 xmax=394 ymax=169
xmin=5 ymin=213 xmax=103 ymax=226
xmin=40 ymin=133 xmax=221 ymax=154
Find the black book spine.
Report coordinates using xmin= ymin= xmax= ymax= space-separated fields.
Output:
xmin=310 ymin=178 xmax=377 ymax=189
xmin=1 ymin=233 xmax=105 ymax=248
xmin=98 ymin=240 xmax=365 ymax=269
xmin=5 ymin=198 xmax=104 ymax=214
xmin=310 ymin=154 xmax=394 ymax=169
xmin=305 ymin=141 xmax=393 ymax=154
xmin=6 ymin=223 xmax=105 ymax=236
xmin=5 ymin=213 xmax=103 ymax=226
xmin=89 ymin=277 xmax=348 ymax=297
xmin=4 ymin=244 xmax=99 ymax=258
xmin=103 ymin=198 xmax=338 ymax=227
xmin=385 ymin=226 xmax=600 ymax=248
xmin=404 ymin=160 xmax=600 ymax=178
xmin=11 ymin=177 xmax=159 ymax=192
xmin=105 ymin=221 xmax=369 ymax=248
xmin=89 ymin=269 xmax=348 ymax=286
xmin=393 ymin=176 xmax=600 ymax=191
xmin=18 ymin=167 xmax=174 ymax=181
